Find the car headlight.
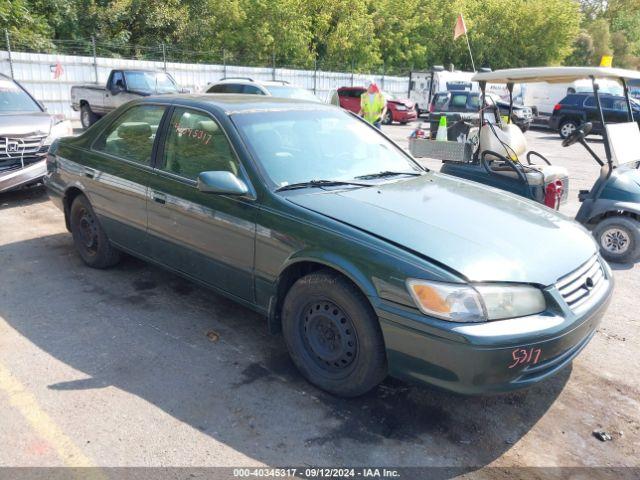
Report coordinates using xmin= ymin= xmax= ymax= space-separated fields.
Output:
xmin=406 ymin=279 xmax=545 ymax=323
xmin=45 ymin=118 xmax=73 ymax=145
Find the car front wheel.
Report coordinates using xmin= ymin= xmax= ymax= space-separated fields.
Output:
xmin=281 ymin=270 xmax=387 ymax=397
xmin=383 ymin=110 xmax=393 ymax=125
xmin=69 ymin=194 xmax=121 ymax=268
xmin=593 ymin=216 xmax=640 ymax=264
xmin=559 ymin=120 xmax=577 ymax=139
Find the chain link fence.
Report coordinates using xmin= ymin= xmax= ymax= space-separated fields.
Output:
xmin=1 ymin=31 xmax=411 ymax=121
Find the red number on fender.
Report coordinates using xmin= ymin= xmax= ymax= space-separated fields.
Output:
xmin=508 ymin=347 xmax=542 ymax=369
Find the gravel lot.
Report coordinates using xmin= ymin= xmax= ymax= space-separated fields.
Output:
xmin=0 ymin=124 xmax=638 ymax=477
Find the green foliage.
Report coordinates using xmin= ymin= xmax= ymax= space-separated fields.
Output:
xmin=0 ymin=0 xmax=52 ymax=49
xmin=2 ymin=0 xmax=639 ymax=73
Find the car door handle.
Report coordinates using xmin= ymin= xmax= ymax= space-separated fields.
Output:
xmin=84 ymin=167 xmax=96 ymax=179
xmin=152 ymin=192 xmax=166 ymax=205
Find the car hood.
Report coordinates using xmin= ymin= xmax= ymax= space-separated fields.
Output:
xmin=0 ymin=112 xmax=52 ymax=136
xmin=389 ymin=98 xmax=415 ymax=109
xmin=287 ymin=173 xmax=597 ymax=286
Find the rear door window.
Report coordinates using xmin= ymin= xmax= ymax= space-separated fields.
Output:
xmin=93 ymin=105 xmax=166 ymax=165
xmin=160 ymin=107 xmax=240 ymax=180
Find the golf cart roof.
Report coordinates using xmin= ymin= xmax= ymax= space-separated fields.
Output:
xmin=472 ymin=67 xmax=640 ymax=84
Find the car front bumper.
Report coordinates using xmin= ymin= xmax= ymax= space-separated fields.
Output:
xmin=374 ymin=263 xmax=613 ymax=395
xmin=0 ymin=159 xmax=47 ymax=193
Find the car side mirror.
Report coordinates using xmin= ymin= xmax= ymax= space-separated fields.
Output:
xmin=197 ymin=171 xmax=248 ymax=195
xmin=112 ymin=81 xmax=125 ymax=94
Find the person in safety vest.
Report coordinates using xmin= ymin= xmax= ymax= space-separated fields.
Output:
xmin=358 ymin=80 xmax=387 ymax=129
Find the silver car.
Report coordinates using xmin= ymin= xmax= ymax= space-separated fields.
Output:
xmin=0 ymin=73 xmax=72 ymax=193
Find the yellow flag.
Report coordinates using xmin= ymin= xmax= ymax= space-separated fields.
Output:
xmin=600 ymin=55 xmax=613 ymax=67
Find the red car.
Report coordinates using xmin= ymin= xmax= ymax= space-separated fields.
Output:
xmin=333 ymin=87 xmax=418 ymax=125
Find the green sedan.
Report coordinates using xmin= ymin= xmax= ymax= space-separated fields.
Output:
xmin=45 ymin=95 xmax=613 ymax=397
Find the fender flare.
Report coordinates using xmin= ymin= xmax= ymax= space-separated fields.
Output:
xmin=580 ymin=200 xmax=640 ymax=225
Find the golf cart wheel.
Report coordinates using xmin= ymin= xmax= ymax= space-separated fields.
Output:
xmin=593 ymin=216 xmax=640 ymax=264
xmin=70 ymin=194 xmax=121 ymax=268
xmin=559 ymin=120 xmax=577 ymax=139
xmin=383 ymin=111 xmax=393 ymax=125
xmin=80 ymin=104 xmax=98 ymax=129
xmin=281 ymin=270 xmax=387 ymax=397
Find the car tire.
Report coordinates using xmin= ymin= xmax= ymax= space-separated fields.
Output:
xmin=593 ymin=216 xmax=640 ymax=264
xmin=383 ymin=111 xmax=393 ymax=125
xmin=519 ymin=124 xmax=529 ymax=133
xmin=281 ymin=270 xmax=387 ymax=397
xmin=80 ymin=104 xmax=98 ymax=129
xmin=69 ymin=194 xmax=121 ymax=268
xmin=559 ymin=120 xmax=577 ymax=139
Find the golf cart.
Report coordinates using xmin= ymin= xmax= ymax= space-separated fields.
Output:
xmin=412 ymin=67 xmax=640 ymax=263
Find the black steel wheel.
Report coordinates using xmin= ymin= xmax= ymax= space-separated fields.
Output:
xmin=69 ymin=194 xmax=121 ymax=268
xmin=301 ymin=300 xmax=358 ymax=372
xmin=383 ymin=110 xmax=393 ymax=125
xmin=282 ymin=270 xmax=387 ymax=397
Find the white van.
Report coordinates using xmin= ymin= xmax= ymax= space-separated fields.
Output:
xmin=409 ymin=68 xmax=477 ymax=114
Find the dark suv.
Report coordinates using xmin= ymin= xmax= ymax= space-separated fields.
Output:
xmin=549 ymin=93 xmax=640 ymax=139
xmin=428 ymin=91 xmax=532 ymax=136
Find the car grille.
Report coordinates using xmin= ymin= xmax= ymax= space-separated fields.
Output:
xmin=0 ymin=136 xmax=48 ymax=173
xmin=556 ymin=255 xmax=607 ymax=312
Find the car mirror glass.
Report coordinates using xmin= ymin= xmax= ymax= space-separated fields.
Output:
xmin=197 ymin=171 xmax=248 ymax=195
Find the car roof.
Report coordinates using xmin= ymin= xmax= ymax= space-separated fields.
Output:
xmin=140 ymin=93 xmax=334 ymax=114
xmin=473 ymin=67 xmax=640 ymax=84
xmin=212 ymin=78 xmax=290 ymax=87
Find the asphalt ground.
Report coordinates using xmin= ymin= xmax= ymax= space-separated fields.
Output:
xmin=0 ymin=124 xmax=638 ymax=478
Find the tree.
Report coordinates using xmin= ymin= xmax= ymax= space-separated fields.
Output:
xmin=565 ymin=31 xmax=595 ymax=66
xmin=0 ymin=0 xmax=52 ymax=50
xmin=586 ymin=18 xmax=612 ymax=65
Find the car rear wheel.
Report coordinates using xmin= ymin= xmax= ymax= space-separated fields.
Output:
xmin=70 ymin=194 xmax=121 ymax=268
xmin=593 ymin=216 xmax=640 ymax=264
xmin=383 ymin=110 xmax=393 ymax=125
xmin=559 ymin=120 xmax=577 ymax=139
xmin=80 ymin=104 xmax=98 ymax=129
xmin=281 ymin=270 xmax=387 ymax=397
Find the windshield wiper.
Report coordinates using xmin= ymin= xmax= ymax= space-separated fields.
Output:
xmin=354 ymin=170 xmax=423 ymax=180
xmin=275 ymin=179 xmax=371 ymax=192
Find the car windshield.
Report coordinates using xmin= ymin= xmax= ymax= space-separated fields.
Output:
xmin=0 ymin=78 xmax=41 ymax=113
xmin=267 ymin=86 xmax=320 ymax=102
xmin=233 ymin=108 xmax=421 ymax=188
xmin=124 ymin=71 xmax=179 ymax=94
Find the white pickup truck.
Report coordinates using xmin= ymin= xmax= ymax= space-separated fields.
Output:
xmin=71 ymin=69 xmax=181 ymax=128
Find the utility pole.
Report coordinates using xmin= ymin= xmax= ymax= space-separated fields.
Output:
xmin=91 ymin=36 xmax=98 ymax=83
xmin=4 ymin=30 xmax=14 ymax=79
xmin=272 ymin=51 xmax=276 ymax=80
xmin=162 ymin=43 xmax=167 ymax=71
xmin=313 ymin=58 xmax=317 ymax=95
xmin=222 ymin=48 xmax=227 ymax=79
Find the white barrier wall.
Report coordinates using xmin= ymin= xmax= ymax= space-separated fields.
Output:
xmin=0 ymin=50 xmax=409 ymax=120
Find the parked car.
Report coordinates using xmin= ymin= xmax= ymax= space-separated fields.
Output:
xmin=45 ymin=95 xmax=612 ymax=397
xmin=71 ymin=69 xmax=181 ymax=128
xmin=206 ymin=78 xmax=321 ymax=102
xmin=549 ymin=92 xmax=640 ymax=139
xmin=330 ymin=86 xmax=417 ymax=125
xmin=429 ymin=91 xmax=532 ymax=135
xmin=0 ymin=73 xmax=72 ymax=193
